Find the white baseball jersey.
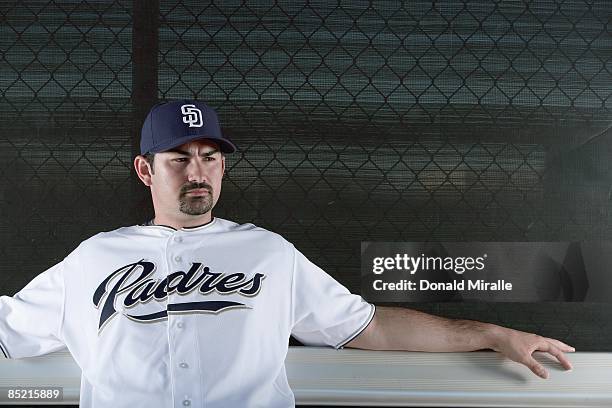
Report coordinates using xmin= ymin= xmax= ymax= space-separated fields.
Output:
xmin=0 ymin=217 xmax=375 ymax=407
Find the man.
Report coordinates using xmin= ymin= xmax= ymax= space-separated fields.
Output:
xmin=0 ymin=100 xmax=573 ymax=408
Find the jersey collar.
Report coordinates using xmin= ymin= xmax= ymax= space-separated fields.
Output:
xmin=141 ymin=217 xmax=217 ymax=232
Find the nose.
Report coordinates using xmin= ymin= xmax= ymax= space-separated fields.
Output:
xmin=186 ymin=159 xmax=209 ymax=184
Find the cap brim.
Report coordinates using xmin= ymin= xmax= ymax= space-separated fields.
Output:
xmin=146 ymin=134 xmax=237 ymax=154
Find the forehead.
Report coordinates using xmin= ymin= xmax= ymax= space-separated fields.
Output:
xmin=162 ymin=139 xmax=221 ymax=155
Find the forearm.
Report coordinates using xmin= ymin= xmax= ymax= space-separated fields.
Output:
xmin=347 ymin=306 xmax=498 ymax=352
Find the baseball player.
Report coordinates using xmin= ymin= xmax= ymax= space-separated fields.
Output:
xmin=0 ymin=100 xmax=574 ymax=407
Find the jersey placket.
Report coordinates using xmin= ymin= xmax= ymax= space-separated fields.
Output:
xmin=166 ymin=231 xmax=204 ymax=408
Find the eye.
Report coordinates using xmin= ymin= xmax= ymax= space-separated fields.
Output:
xmin=204 ymin=156 xmax=216 ymax=161
xmin=173 ymin=157 xmax=188 ymax=163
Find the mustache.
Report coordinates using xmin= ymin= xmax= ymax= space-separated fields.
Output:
xmin=180 ymin=182 xmax=213 ymax=195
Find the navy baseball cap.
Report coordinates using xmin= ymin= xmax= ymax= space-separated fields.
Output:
xmin=140 ymin=100 xmax=237 ymax=155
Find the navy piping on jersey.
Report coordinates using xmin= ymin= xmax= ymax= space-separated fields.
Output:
xmin=0 ymin=340 xmax=9 ymax=358
xmin=335 ymin=303 xmax=376 ymax=349
xmin=141 ymin=218 xmax=215 ymax=231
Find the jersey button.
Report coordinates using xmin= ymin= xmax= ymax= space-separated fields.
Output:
xmin=179 ymin=362 xmax=189 ymax=368
xmin=177 ymin=322 xmax=184 ymax=329
xmin=182 ymin=399 xmax=191 ymax=406
xmin=174 ymin=236 xmax=183 ymax=243
xmin=174 ymin=255 xmax=182 ymax=262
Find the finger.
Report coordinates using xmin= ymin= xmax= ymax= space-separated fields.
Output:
xmin=525 ymin=356 xmax=549 ymax=379
xmin=543 ymin=337 xmax=575 ymax=352
xmin=537 ymin=344 xmax=573 ymax=370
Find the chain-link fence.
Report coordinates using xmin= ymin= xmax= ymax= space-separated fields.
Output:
xmin=1 ymin=0 xmax=612 ymax=366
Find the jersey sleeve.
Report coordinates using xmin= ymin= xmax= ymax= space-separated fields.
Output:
xmin=0 ymin=260 xmax=66 ymax=359
xmin=289 ymin=245 xmax=375 ymax=349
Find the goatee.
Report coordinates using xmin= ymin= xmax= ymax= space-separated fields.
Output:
xmin=179 ymin=182 xmax=214 ymax=215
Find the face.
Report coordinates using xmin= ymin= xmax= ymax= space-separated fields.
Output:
xmin=135 ymin=139 xmax=225 ymax=223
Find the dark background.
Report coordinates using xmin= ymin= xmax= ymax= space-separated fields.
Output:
xmin=1 ymin=0 xmax=611 ymax=406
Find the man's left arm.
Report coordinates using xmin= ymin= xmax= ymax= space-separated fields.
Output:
xmin=345 ymin=306 xmax=574 ymax=379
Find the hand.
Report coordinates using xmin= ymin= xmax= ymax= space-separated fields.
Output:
xmin=489 ymin=326 xmax=575 ymax=379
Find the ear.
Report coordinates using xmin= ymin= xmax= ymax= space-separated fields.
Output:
xmin=134 ymin=155 xmax=153 ymax=186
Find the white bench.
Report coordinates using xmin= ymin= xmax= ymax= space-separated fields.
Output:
xmin=1 ymin=347 xmax=610 ymax=406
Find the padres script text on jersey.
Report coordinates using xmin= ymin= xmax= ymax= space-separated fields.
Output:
xmin=0 ymin=218 xmax=374 ymax=407
xmin=94 ymin=260 xmax=266 ymax=329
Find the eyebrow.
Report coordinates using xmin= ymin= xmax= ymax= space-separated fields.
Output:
xmin=167 ymin=148 xmax=220 ymax=157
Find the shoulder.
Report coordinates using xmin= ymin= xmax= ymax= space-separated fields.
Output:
xmin=80 ymin=226 xmax=140 ymax=242
xmin=214 ymin=217 xmax=295 ymax=249
xmin=215 ymin=217 xmax=276 ymax=235
xmin=68 ymin=225 xmax=149 ymax=254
